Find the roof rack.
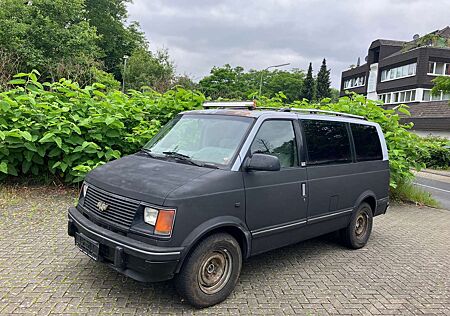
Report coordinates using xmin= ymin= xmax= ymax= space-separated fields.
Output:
xmin=202 ymin=102 xmax=366 ymax=120
xmin=203 ymin=101 xmax=256 ymax=110
xmin=285 ymin=108 xmax=366 ymax=120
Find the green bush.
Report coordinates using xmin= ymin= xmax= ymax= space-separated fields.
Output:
xmin=419 ymin=136 xmax=450 ymax=170
xmin=0 ymin=71 xmax=204 ymax=182
xmin=0 ymin=72 xmax=428 ymax=191
xmin=257 ymin=92 xmax=428 ymax=188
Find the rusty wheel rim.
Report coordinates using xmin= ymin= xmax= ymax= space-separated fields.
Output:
xmin=198 ymin=249 xmax=232 ymax=295
xmin=355 ymin=212 xmax=368 ymax=237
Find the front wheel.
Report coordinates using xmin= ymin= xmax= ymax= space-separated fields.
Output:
xmin=174 ymin=233 xmax=242 ymax=308
xmin=341 ymin=202 xmax=373 ymax=249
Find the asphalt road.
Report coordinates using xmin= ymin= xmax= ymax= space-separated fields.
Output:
xmin=414 ymin=174 xmax=450 ymax=210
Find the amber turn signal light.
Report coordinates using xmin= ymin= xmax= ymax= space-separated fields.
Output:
xmin=154 ymin=209 xmax=175 ymax=235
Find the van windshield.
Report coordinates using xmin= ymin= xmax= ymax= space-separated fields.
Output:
xmin=143 ymin=114 xmax=254 ymax=166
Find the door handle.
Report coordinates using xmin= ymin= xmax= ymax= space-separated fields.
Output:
xmin=301 ymin=182 xmax=306 ymax=197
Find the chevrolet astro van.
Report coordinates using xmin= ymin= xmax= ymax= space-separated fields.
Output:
xmin=68 ymin=102 xmax=389 ymax=308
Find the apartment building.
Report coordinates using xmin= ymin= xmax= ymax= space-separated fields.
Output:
xmin=340 ymin=27 xmax=450 ymax=137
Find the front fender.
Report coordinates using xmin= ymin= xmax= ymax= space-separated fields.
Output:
xmin=175 ymin=216 xmax=251 ymax=272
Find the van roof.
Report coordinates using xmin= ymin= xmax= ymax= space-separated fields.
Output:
xmin=184 ymin=101 xmax=368 ymax=121
xmin=182 ymin=108 xmax=369 ymax=124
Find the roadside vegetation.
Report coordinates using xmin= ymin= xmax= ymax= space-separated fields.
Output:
xmin=0 ymin=0 xmax=334 ymax=102
xmin=418 ymin=136 xmax=450 ymax=170
xmin=390 ymin=182 xmax=440 ymax=208
xmin=197 ymin=60 xmax=339 ymax=103
xmin=0 ymin=71 xmax=204 ymax=183
xmin=0 ymin=1 xmax=447 ymax=207
xmin=0 ymin=71 xmax=447 ymax=207
xmin=257 ymin=92 xmax=447 ymax=207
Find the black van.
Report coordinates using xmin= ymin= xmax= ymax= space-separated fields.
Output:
xmin=68 ymin=102 xmax=389 ymax=308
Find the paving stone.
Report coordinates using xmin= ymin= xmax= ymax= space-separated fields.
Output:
xmin=1 ymin=186 xmax=449 ymax=315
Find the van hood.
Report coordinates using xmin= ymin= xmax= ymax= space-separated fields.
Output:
xmin=85 ymin=154 xmax=215 ymax=205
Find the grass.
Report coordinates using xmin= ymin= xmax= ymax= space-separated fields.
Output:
xmin=0 ymin=185 xmax=24 ymax=208
xmin=391 ymin=181 xmax=440 ymax=208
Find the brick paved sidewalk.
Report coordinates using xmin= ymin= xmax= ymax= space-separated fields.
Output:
xmin=0 ymin=186 xmax=449 ymax=315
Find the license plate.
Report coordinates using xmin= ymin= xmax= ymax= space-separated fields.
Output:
xmin=75 ymin=233 xmax=99 ymax=261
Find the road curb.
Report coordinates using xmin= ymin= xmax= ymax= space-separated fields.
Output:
xmin=420 ymin=169 xmax=450 ymax=178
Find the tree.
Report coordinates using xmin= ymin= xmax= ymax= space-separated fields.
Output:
xmin=172 ymin=75 xmax=198 ymax=90
xmin=249 ymin=69 xmax=305 ymax=103
xmin=316 ymin=58 xmax=331 ymax=101
xmin=84 ymin=0 xmax=146 ymax=80
xmin=91 ymin=68 xmax=121 ymax=90
xmin=302 ymin=63 xmax=316 ymax=101
xmin=199 ymin=64 xmax=249 ymax=99
xmin=124 ymin=47 xmax=175 ymax=92
xmin=199 ymin=65 xmax=305 ymax=101
xmin=330 ymin=88 xmax=340 ymax=102
xmin=432 ymin=76 xmax=450 ymax=95
xmin=0 ymin=0 xmax=100 ymax=82
xmin=0 ymin=49 xmax=21 ymax=90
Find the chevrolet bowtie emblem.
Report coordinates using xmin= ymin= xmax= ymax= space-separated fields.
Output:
xmin=96 ymin=201 xmax=109 ymax=212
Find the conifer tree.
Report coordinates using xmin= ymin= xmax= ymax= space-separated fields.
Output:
xmin=302 ymin=62 xmax=316 ymax=101
xmin=316 ymin=58 xmax=331 ymax=101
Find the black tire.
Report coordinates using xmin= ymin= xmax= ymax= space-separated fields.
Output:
xmin=341 ymin=202 xmax=373 ymax=249
xmin=174 ymin=233 xmax=242 ymax=308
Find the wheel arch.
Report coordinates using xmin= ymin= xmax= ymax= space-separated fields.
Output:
xmin=354 ymin=190 xmax=377 ymax=215
xmin=175 ymin=216 xmax=251 ymax=273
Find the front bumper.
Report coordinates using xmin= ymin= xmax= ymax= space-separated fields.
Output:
xmin=68 ymin=206 xmax=184 ymax=282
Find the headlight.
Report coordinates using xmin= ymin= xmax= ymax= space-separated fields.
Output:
xmin=144 ymin=207 xmax=176 ymax=236
xmin=144 ymin=207 xmax=159 ymax=226
xmin=79 ymin=183 xmax=88 ymax=199
xmin=77 ymin=183 xmax=88 ymax=206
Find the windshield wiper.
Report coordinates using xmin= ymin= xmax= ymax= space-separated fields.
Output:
xmin=162 ymin=151 xmax=218 ymax=169
xmin=162 ymin=151 xmax=203 ymax=167
xmin=162 ymin=151 xmax=191 ymax=159
xmin=139 ymin=148 xmax=157 ymax=158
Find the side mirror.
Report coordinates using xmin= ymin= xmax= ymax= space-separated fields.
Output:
xmin=245 ymin=153 xmax=281 ymax=171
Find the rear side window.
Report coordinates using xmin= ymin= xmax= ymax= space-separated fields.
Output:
xmin=302 ymin=120 xmax=352 ymax=165
xmin=351 ymin=124 xmax=383 ymax=161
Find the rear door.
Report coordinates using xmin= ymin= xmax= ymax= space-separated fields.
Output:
xmin=243 ymin=119 xmax=308 ymax=254
xmin=300 ymin=119 xmax=355 ymax=224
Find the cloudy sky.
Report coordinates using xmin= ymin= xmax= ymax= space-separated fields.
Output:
xmin=128 ymin=0 xmax=450 ymax=88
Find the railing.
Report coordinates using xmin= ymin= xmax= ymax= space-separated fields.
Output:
xmin=202 ymin=101 xmax=366 ymax=120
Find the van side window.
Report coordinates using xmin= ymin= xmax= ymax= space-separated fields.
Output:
xmin=351 ymin=124 xmax=383 ymax=161
xmin=302 ymin=120 xmax=352 ymax=165
xmin=250 ymin=120 xmax=298 ymax=168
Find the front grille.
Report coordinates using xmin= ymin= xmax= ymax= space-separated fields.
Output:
xmin=83 ymin=185 xmax=140 ymax=228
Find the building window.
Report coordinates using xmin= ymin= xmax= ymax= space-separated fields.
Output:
xmin=422 ymin=89 xmax=450 ymax=101
xmin=380 ymin=63 xmax=416 ymax=82
xmin=343 ymin=76 xmax=365 ymax=89
xmin=378 ymin=89 xmax=416 ymax=104
xmin=428 ymin=61 xmax=450 ymax=76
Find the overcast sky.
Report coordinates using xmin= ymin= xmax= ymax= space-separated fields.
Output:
xmin=127 ymin=0 xmax=450 ymax=88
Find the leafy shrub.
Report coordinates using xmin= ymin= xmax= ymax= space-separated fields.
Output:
xmin=418 ymin=136 xmax=450 ymax=170
xmin=258 ymin=92 xmax=428 ymax=188
xmin=0 ymin=72 xmax=429 ymax=192
xmin=0 ymin=71 xmax=204 ymax=182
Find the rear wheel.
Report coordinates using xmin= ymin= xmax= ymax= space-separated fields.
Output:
xmin=174 ymin=233 xmax=242 ymax=308
xmin=341 ymin=202 xmax=373 ymax=249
